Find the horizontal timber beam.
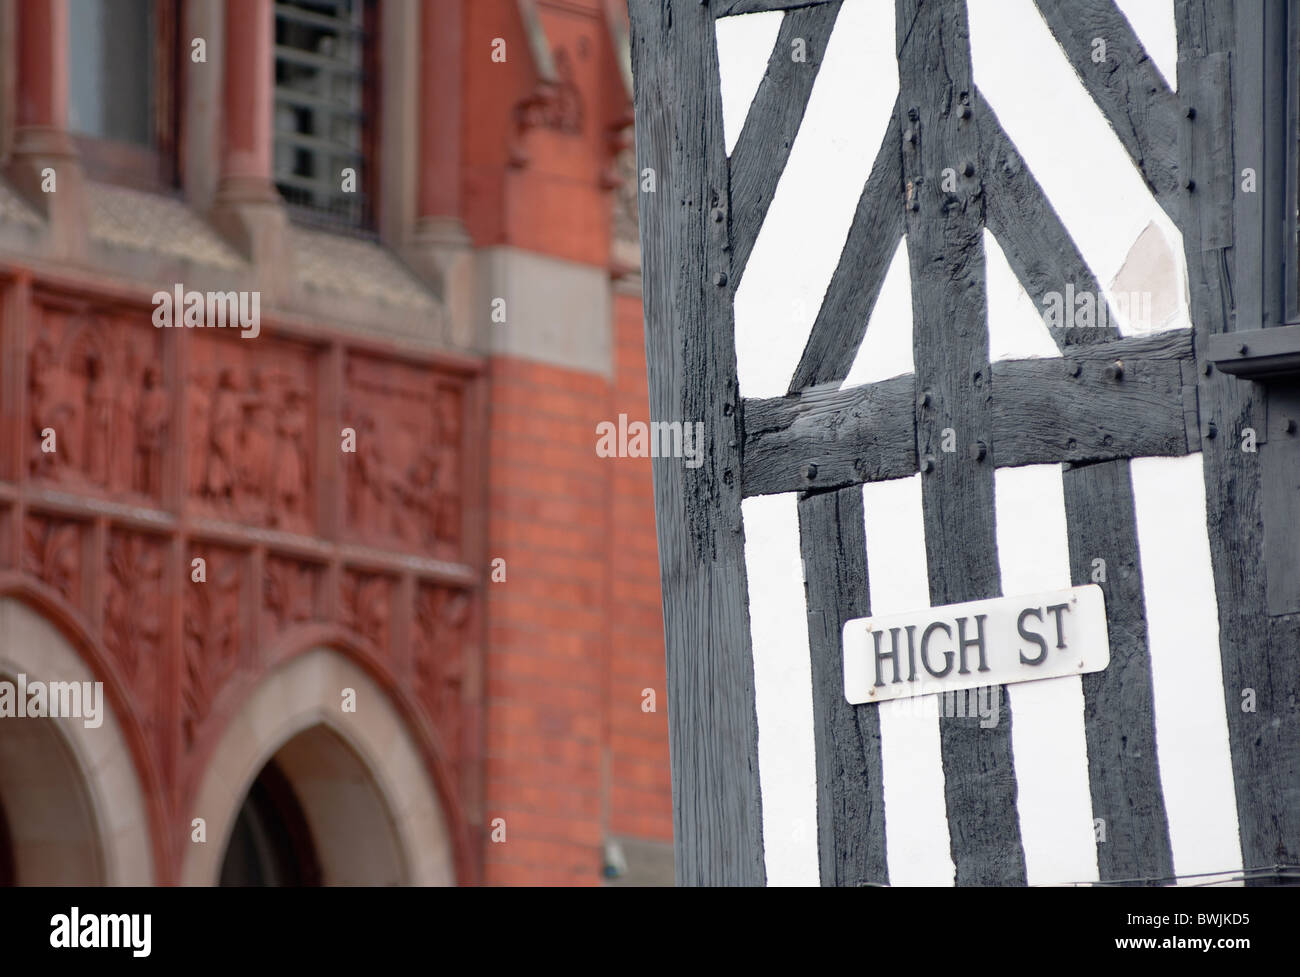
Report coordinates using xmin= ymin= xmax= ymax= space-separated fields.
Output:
xmin=742 ymin=329 xmax=1196 ymax=497
xmin=744 ymin=375 xmax=917 ymax=494
xmin=715 ymin=0 xmax=840 ymax=16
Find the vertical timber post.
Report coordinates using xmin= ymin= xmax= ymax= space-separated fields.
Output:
xmin=627 ymin=0 xmax=766 ymax=885
xmin=897 ymin=0 xmax=1027 ymax=885
xmin=1180 ymin=0 xmax=1300 ymax=879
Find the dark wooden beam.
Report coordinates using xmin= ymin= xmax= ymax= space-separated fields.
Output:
xmin=743 ymin=377 xmax=915 ymax=496
xmin=628 ymin=0 xmax=766 ymax=885
xmin=990 ymin=346 xmax=1195 ymax=465
xmin=798 ymin=488 xmax=888 ymax=887
xmin=1034 ymin=0 xmax=1183 ymax=223
xmin=729 ymin=2 xmax=842 ymax=287
xmin=898 ymin=0 xmax=1026 ymax=887
xmin=1207 ymin=324 xmax=1300 ymax=379
xmin=1177 ymin=0 xmax=1300 ymax=881
xmin=743 ymin=371 xmax=915 ymax=491
xmin=1228 ymin=1 xmax=1284 ymax=329
xmin=788 ymin=103 xmax=905 ymax=391
xmin=1063 ymin=459 xmax=1175 ymax=883
xmin=978 ymin=89 xmax=1120 ymax=345
xmin=716 ymin=0 xmax=839 ymax=16
xmin=743 ymin=330 xmax=1197 ymax=497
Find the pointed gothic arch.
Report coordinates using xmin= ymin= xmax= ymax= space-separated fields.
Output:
xmin=180 ymin=644 xmax=457 ymax=885
xmin=0 ymin=594 xmax=155 ymax=883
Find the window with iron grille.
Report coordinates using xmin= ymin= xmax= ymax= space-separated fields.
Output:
xmin=273 ymin=0 xmax=375 ymax=231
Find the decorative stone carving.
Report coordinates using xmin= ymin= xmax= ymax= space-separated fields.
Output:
xmin=263 ymin=556 xmax=321 ymax=637
xmin=21 ymin=514 xmax=82 ymax=606
xmin=27 ymin=306 xmax=166 ymax=499
xmin=344 ymin=356 xmax=464 ymax=560
xmin=187 ymin=338 xmax=315 ymax=533
xmin=610 ymin=141 xmax=641 ymax=275
xmin=134 ymin=365 xmax=169 ymax=499
xmin=515 ymin=46 xmax=584 ymax=137
xmin=105 ymin=531 xmax=166 ymax=756
xmin=13 ymin=279 xmax=484 ymax=877
xmin=341 ymin=570 xmax=393 ymax=655
xmin=182 ymin=546 xmax=243 ymax=747
xmin=412 ymin=585 xmax=471 ymax=767
xmin=105 ymin=531 xmax=166 ymax=679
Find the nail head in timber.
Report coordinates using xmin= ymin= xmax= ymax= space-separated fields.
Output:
xmin=842 ymin=585 xmax=1109 ymax=705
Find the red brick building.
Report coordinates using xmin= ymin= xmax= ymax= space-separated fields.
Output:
xmin=0 ymin=0 xmax=671 ymax=885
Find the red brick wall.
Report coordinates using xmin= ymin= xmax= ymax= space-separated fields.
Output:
xmin=484 ymin=358 xmax=609 ymax=884
xmin=469 ymin=0 xmax=670 ymax=886
xmin=483 ymin=303 xmax=673 ymax=883
xmin=607 ymin=291 xmax=673 ymax=844
xmin=461 ymin=0 xmax=622 ymax=268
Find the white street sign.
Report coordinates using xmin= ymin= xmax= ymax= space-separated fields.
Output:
xmin=843 ymin=584 xmax=1109 ymax=705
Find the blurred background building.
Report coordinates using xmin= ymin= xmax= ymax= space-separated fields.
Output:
xmin=0 ymin=0 xmax=672 ymax=885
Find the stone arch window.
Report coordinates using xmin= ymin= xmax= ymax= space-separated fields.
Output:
xmin=0 ymin=689 xmax=105 ymax=883
xmin=183 ymin=646 xmax=457 ymax=886
xmin=0 ymin=596 xmax=155 ymax=884
xmin=272 ymin=0 xmax=379 ymax=231
xmin=219 ymin=758 xmax=321 ymax=886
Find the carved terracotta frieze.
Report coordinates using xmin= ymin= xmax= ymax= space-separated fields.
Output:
xmin=344 ymin=354 xmax=464 ymax=561
xmin=186 ymin=334 xmax=315 ymax=533
xmin=28 ymin=303 xmax=168 ymax=500
xmin=182 ymin=544 xmax=244 ymax=747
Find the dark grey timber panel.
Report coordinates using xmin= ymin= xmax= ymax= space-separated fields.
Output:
xmin=730 ymin=2 xmax=842 ymax=287
xmin=1209 ymin=324 xmax=1300 ymax=379
xmin=978 ymin=91 xmax=1120 ymax=345
xmin=1063 ymin=460 xmax=1174 ymax=883
xmin=1179 ymin=53 xmax=1233 ymax=253
xmin=628 ymin=0 xmax=765 ymax=886
xmin=1034 ymin=0 xmax=1182 ymax=222
xmin=990 ymin=350 xmax=1193 ymax=466
xmin=799 ymin=488 xmax=888 ymax=886
xmin=743 ymin=376 xmax=916 ymax=496
xmin=717 ymin=0 xmax=839 ymax=15
xmin=1228 ymin=1 xmax=1283 ymax=327
xmin=897 ymin=0 xmax=1026 ymax=886
xmin=789 ymin=105 xmax=905 ymax=391
xmin=742 ymin=331 xmax=1196 ymax=497
xmin=1178 ymin=0 xmax=1300 ymax=879
xmin=1261 ymin=386 xmax=1300 ymax=616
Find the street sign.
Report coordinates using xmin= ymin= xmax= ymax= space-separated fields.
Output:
xmin=843 ymin=585 xmax=1109 ymax=705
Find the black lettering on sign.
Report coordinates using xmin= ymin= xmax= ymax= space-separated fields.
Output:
xmin=872 ymin=628 xmax=902 ymax=688
xmin=921 ymin=621 xmax=954 ymax=678
xmin=1018 ymin=607 xmax=1048 ymax=665
xmin=1045 ymin=602 xmax=1071 ymax=649
xmin=956 ymin=614 xmax=990 ymax=674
